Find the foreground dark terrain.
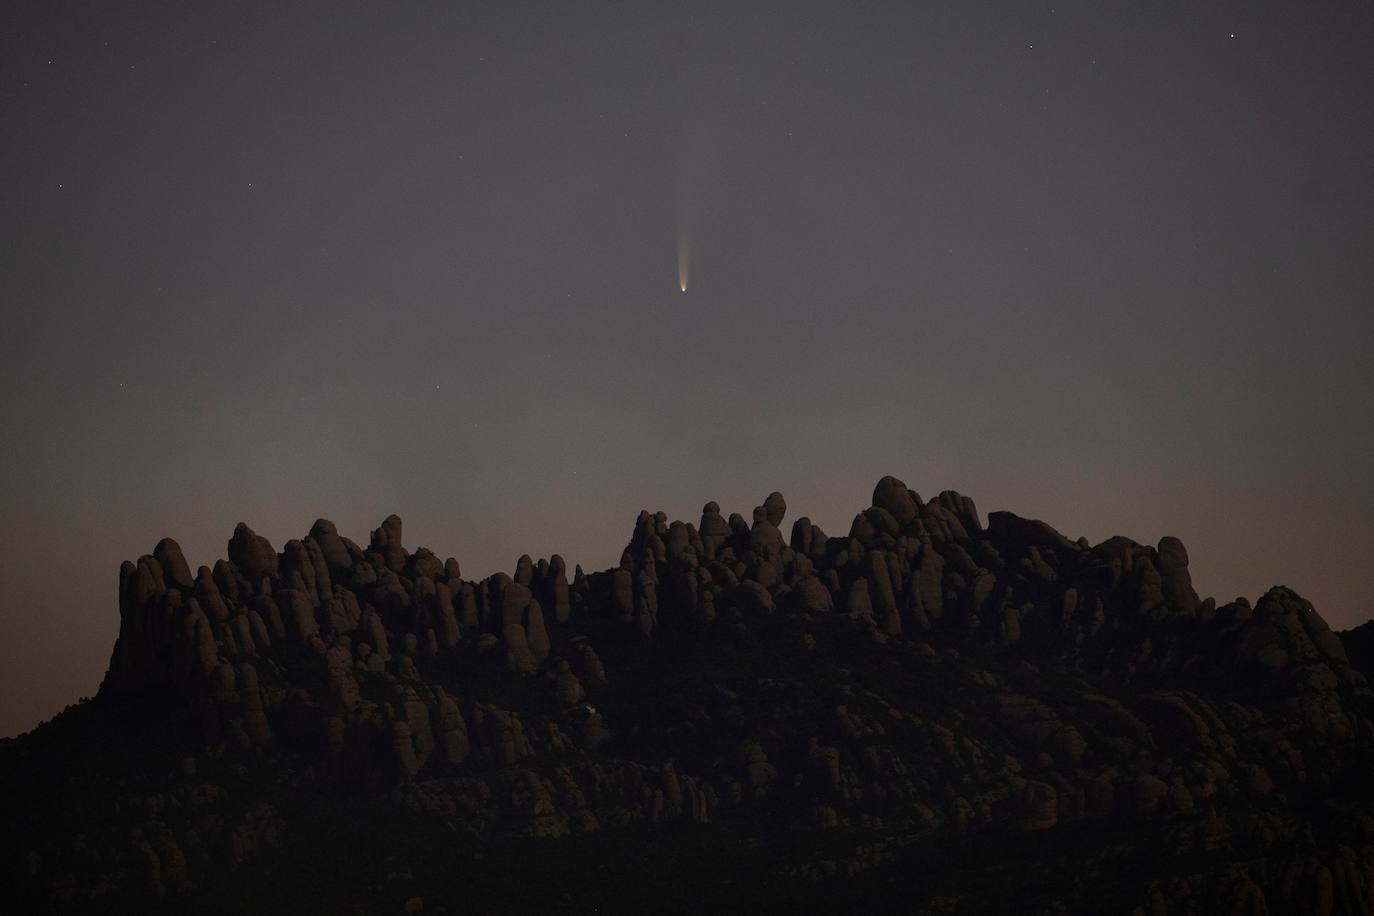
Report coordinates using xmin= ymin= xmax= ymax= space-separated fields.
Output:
xmin=4 ymin=477 xmax=1373 ymax=914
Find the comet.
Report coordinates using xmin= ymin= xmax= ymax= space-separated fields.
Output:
xmin=677 ymin=232 xmax=689 ymax=292
xmin=676 ymin=170 xmax=696 ymax=293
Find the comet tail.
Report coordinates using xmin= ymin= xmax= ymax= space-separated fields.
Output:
xmin=677 ymin=234 xmax=689 ymax=292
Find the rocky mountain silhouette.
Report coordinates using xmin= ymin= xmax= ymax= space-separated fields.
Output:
xmin=4 ymin=476 xmax=1373 ymax=914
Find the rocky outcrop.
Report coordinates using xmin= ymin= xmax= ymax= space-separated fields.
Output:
xmin=6 ymin=480 xmax=1374 ymax=915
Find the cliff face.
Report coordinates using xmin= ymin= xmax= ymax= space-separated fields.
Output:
xmin=5 ymin=476 xmax=1374 ymax=914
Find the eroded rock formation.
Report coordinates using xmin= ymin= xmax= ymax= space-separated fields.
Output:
xmin=5 ymin=477 xmax=1374 ymax=914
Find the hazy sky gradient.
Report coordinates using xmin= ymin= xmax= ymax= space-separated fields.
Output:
xmin=3 ymin=0 xmax=1372 ymax=736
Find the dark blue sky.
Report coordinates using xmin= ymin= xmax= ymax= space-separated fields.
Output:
xmin=2 ymin=0 xmax=1372 ymax=735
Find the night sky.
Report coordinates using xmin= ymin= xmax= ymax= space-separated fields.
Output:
xmin=3 ymin=1 xmax=1372 ymax=737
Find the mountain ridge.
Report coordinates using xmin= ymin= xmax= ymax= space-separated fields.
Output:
xmin=5 ymin=475 xmax=1373 ymax=914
